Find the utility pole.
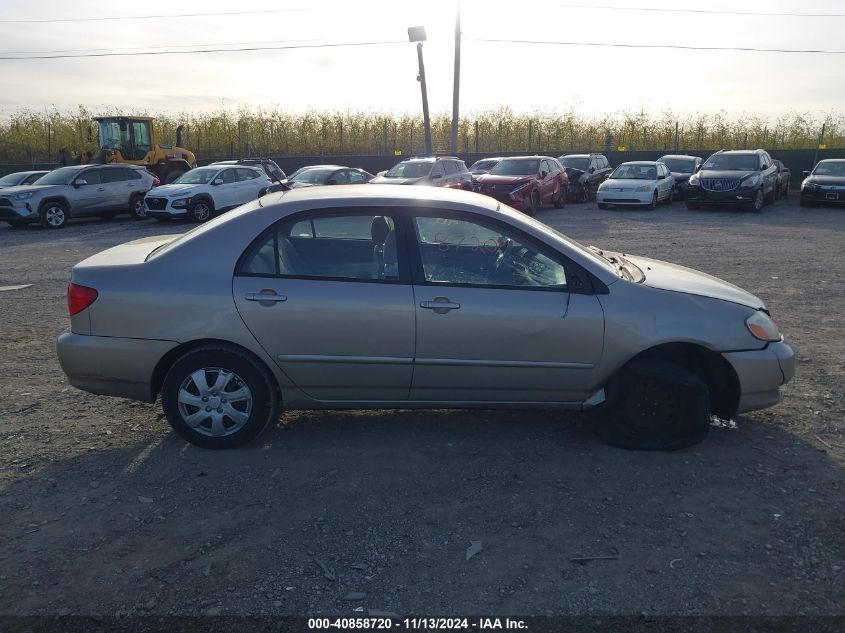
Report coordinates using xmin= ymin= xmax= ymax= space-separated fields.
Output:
xmin=450 ymin=1 xmax=461 ymax=154
xmin=813 ymin=122 xmax=826 ymax=167
xmin=408 ymin=27 xmax=433 ymax=155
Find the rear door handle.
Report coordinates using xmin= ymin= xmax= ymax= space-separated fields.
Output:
xmin=420 ymin=297 xmax=460 ymax=313
xmin=245 ymin=291 xmax=287 ymax=304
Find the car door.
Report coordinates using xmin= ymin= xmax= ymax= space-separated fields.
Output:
xmin=215 ymin=168 xmax=239 ymax=208
xmin=541 ymin=159 xmax=557 ymax=203
xmin=235 ymin=168 xmax=265 ymax=203
xmin=70 ymin=168 xmax=106 ymax=216
xmin=408 ymin=211 xmax=605 ymax=403
xmin=233 ymin=209 xmax=415 ymax=401
xmin=100 ymin=167 xmax=133 ymax=210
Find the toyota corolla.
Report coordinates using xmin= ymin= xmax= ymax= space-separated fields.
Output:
xmin=57 ymin=186 xmax=794 ymax=450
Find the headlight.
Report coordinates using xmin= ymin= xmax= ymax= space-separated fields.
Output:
xmin=801 ymin=180 xmax=815 ymax=191
xmin=741 ymin=174 xmax=762 ymax=188
xmin=510 ymin=183 xmax=531 ymax=196
xmin=170 ymin=197 xmax=191 ymax=209
xmin=688 ymin=173 xmax=700 ymax=186
xmin=597 ymin=182 xmax=608 ymax=191
xmin=635 ymin=185 xmax=652 ymax=192
xmin=12 ymin=192 xmax=33 ymax=201
xmin=746 ymin=311 xmax=782 ymax=342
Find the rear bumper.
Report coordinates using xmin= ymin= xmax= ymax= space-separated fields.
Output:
xmin=56 ymin=332 xmax=178 ymax=403
xmin=722 ymin=341 xmax=795 ymax=414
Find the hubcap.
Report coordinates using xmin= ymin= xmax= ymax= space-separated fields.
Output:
xmin=177 ymin=368 xmax=252 ymax=437
xmin=134 ymin=200 xmax=146 ymax=217
xmin=194 ymin=204 xmax=210 ymax=221
xmin=46 ymin=206 xmax=65 ymax=226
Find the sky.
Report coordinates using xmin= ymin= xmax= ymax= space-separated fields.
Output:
xmin=0 ymin=0 xmax=844 ymax=121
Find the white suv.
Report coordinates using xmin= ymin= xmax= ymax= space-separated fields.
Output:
xmin=143 ymin=165 xmax=271 ymax=223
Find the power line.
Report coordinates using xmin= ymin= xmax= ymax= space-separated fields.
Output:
xmin=0 ymin=8 xmax=307 ymax=24
xmin=0 ymin=38 xmax=319 ymax=56
xmin=0 ymin=40 xmax=406 ymax=61
xmin=545 ymin=2 xmax=845 ymax=18
xmin=469 ymin=37 xmax=845 ymax=55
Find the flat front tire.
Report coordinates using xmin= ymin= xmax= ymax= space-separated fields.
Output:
xmin=161 ymin=346 xmax=277 ymax=449
xmin=593 ymin=359 xmax=711 ymax=451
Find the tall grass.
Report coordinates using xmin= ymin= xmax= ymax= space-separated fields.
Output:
xmin=0 ymin=105 xmax=842 ymax=163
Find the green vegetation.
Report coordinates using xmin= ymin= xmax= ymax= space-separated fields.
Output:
xmin=1 ymin=105 xmax=841 ymax=163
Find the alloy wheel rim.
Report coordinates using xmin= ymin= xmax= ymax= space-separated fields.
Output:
xmin=177 ymin=367 xmax=252 ymax=437
xmin=134 ymin=200 xmax=146 ymax=217
xmin=194 ymin=204 xmax=210 ymax=221
xmin=46 ymin=206 xmax=65 ymax=226
xmin=755 ymin=190 xmax=763 ymax=210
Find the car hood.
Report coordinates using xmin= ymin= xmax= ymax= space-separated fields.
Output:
xmin=475 ymin=174 xmax=533 ymax=186
xmin=147 ymin=184 xmax=200 ymax=197
xmin=602 ymin=178 xmax=656 ymax=188
xmin=625 ymin=254 xmax=764 ymax=309
xmin=369 ymin=175 xmax=425 ymax=185
xmin=0 ymin=184 xmax=56 ymax=195
xmin=671 ymin=172 xmax=693 ymax=182
xmin=805 ymin=175 xmax=845 ymax=186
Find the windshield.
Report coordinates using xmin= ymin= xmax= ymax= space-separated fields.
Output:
xmin=609 ymin=164 xmax=658 ymax=180
xmin=702 ymin=154 xmax=758 ymax=171
xmin=173 ymin=169 xmax=219 ymax=185
xmin=490 ymin=159 xmax=539 ymax=176
xmin=32 ymin=167 xmax=80 ymax=185
xmin=470 ymin=160 xmax=497 ymax=172
xmin=813 ymin=161 xmax=845 ymax=176
xmin=291 ymin=168 xmax=335 ymax=184
xmin=660 ymin=158 xmax=696 ymax=173
xmin=0 ymin=173 xmax=24 ymax=186
xmin=385 ymin=161 xmax=433 ymax=178
xmin=559 ymin=156 xmax=589 ymax=171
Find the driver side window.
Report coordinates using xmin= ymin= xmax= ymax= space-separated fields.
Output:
xmin=413 ymin=215 xmax=567 ymax=289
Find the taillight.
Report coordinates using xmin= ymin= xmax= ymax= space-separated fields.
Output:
xmin=68 ymin=283 xmax=98 ymax=316
xmin=152 ymin=177 xmax=161 ymax=187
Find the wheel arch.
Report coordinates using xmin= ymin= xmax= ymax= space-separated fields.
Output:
xmin=610 ymin=342 xmax=740 ymax=419
xmin=151 ymin=338 xmax=282 ymax=402
xmin=38 ymin=196 xmax=71 ymax=214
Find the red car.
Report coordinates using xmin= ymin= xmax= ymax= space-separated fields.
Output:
xmin=473 ymin=156 xmax=568 ymax=215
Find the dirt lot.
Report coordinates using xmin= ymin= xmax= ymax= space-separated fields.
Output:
xmin=0 ymin=195 xmax=843 ymax=619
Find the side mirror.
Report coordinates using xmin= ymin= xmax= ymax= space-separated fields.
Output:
xmin=589 ymin=167 xmax=595 ymax=173
xmin=802 ymin=170 xmax=811 ymax=178
xmin=74 ymin=179 xmax=87 ymax=187
xmin=213 ymin=178 xmax=223 ymax=185
xmin=540 ymin=171 xmax=547 ymax=178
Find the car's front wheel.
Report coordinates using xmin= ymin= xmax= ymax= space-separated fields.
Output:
xmin=647 ymin=191 xmax=658 ymax=210
xmin=597 ymin=202 xmax=608 ymax=210
xmin=161 ymin=345 xmax=277 ymax=449
xmin=190 ymin=199 xmax=214 ymax=223
xmin=130 ymin=194 xmax=146 ymax=220
xmin=39 ymin=201 xmax=68 ymax=229
xmin=593 ymin=359 xmax=710 ymax=451
xmin=750 ymin=189 xmax=764 ymax=213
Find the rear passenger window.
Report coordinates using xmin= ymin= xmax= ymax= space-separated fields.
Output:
xmin=101 ymin=168 xmax=127 ymax=183
xmin=237 ymin=168 xmax=259 ymax=181
xmin=241 ymin=213 xmax=400 ymax=281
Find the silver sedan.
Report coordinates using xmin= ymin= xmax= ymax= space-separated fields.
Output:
xmin=57 ymin=185 xmax=794 ymax=450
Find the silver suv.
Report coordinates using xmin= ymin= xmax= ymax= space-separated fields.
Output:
xmin=0 ymin=164 xmax=157 ymax=228
xmin=370 ymin=156 xmax=471 ymax=188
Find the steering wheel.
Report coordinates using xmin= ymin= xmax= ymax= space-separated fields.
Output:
xmin=490 ymin=237 xmax=516 ymax=283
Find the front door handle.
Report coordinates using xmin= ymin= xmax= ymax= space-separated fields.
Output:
xmin=420 ymin=297 xmax=460 ymax=314
xmin=245 ymin=291 xmax=287 ymax=305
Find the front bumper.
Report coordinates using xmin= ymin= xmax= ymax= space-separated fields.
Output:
xmin=477 ymin=188 xmax=530 ymax=211
xmin=722 ymin=341 xmax=795 ymax=414
xmin=595 ymin=189 xmax=653 ymax=206
xmin=57 ymin=332 xmax=179 ymax=403
xmin=0 ymin=201 xmax=37 ymax=221
xmin=686 ymin=185 xmax=758 ymax=206
xmin=144 ymin=196 xmax=189 ymax=217
xmin=800 ymin=187 xmax=845 ymax=205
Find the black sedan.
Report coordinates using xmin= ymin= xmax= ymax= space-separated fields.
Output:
xmin=800 ymin=159 xmax=845 ymax=207
xmin=286 ymin=165 xmax=375 ymax=188
xmin=658 ymin=154 xmax=702 ymax=198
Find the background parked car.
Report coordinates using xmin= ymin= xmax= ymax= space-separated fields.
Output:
xmin=473 ymin=156 xmax=568 ymax=215
xmin=657 ymin=154 xmax=702 ymax=198
xmin=800 ymin=159 xmax=845 ymax=207
xmin=0 ymin=170 xmax=49 ymax=189
xmin=773 ymin=159 xmax=791 ymax=199
xmin=685 ymin=149 xmax=778 ymax=212
xmin=596 ymin=161 xmax=675 ymax=210
xmin=558 ymin=154 xmax=612 ymax=202
xmin=369 ymin=156 xmax=471 ymax=188
xmin=212 ymin=158 xmax=286 ymax=183
xmin=56 ymin=185 xmax=794 ymax=451
xmin=468 ymin=157 xmax=503 ymax=176
xmin=0 ymin=164 xmax=156 ymax=228
xmin=286 ymin=165 xmax=374 ymax=188
xmin=143 ymin=165 xmax=271 ymax=223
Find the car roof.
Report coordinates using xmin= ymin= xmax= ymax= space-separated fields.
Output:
xmin=718 ymin=150 xmax=759 ymax=155
xmin=818 ymin=158 xmax=845 ymax=163
xmin=498 ymin=155 xmax=547 ymax=161
xmin=617 ymin=161 xmax=661 ymax=166
xmin=658 ymin=154 xmax=698 ymax=160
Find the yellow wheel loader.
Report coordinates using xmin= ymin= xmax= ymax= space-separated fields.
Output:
xmin=59 ymin=116 xmax=196 ymax=184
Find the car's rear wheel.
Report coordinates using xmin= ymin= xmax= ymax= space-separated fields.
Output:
xmin=190 ymin=199 xmax=213 ymax=223
xmin=130 ymin=194 xmax=146 ymax=220
xmin=39 ymin=201 xmax=68 ymax=229
xmin=161 ymin=346 xmax=277 ymax=449
xmin=579 ymin=184 xmax=590 ymax=203
xmin=667 ymin=188 xmax=674 ymax=205
xmin=553 ymin=184 xmax=566 ymax=209
xmin=594 ymin=359 xmax=710 ymax=451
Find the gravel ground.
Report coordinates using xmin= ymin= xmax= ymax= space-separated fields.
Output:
xmin=0 ymin=195 xmax=843 ymax=619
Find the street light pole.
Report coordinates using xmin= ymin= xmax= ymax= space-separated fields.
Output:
xmin=416 ymin=42 xmax=433 ymax=155
xmin=450 ymin=1 xmax=461 ymax=154
xmin=408 ymin=26 xmax=433 ymax=155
